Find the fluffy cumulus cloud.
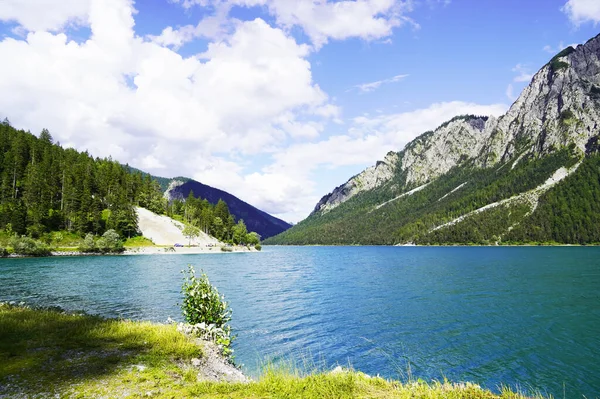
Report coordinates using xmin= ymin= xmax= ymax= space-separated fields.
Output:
xmin=0 ymin=0 xmax=508 ymax=223
xmin=562 ymin=0 xmax=600 ymax=25
xmin=0 ymin=0 xmax=92 ymax=32
xmin=0 ymin=0 xmax=335 ymax=217
xmin=165 ymin=0 xmax=412 ymax=49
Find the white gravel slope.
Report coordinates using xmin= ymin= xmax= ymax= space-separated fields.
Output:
xmin=135 ymin=207 xmax=221 ymax=246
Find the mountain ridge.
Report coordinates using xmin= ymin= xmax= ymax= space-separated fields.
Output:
xmin=265 ymin=32 xmax=600 ymax=246
xmin=125 ymin=167 xmax=291 ymax=239
xmin=163 ymin=178 xmax=291 ymax=239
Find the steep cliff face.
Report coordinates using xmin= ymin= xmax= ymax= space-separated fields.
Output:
xmin=265 ymin=33 xmax=600 ymax=246
xmin=312 ymin=34 xmax=600 ymax=215
xmin=400 ymin=116 xmax=492 ymax=186
xmin=312 ymin=151 xmax=399 ymax=214
xmin=480 ymin=35 xmax=600 ymax=166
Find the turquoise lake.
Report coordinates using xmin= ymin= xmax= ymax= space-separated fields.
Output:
xmin=1 ymin=246 xmax=599 ymax=398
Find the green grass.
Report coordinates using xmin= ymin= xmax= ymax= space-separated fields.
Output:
xmin=0 ymin=304 xmax=545 ymax=399
xmin=185 ymin=366 xmax=546 ymax=399
xmin=124 ymin=236 xmax=156 ymax=247
xmin=0 ymin=303 xmax=202 ymax=398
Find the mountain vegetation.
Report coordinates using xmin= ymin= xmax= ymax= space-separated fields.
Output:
xmin=265 ymin=34 xmax=600 ymax=246
xmin=165 ymin=179 xmax=291 ymax=239
xmin=0 ymin=119 xmax=262 ymax=251
xmin=167 ymin=191 xmax=260 ymax=246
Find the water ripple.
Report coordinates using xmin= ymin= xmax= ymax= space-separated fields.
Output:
xmin=1 ymin=247 xmax=599 ymax=398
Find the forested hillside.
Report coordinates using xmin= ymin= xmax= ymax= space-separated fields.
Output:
xmin=0 ymin=119 xmax=155 ymax=238
xmin=166 ymin=180 xmax=291 ymax=239
xmin=265 ymin=33 xmax=600 ymax=246
xmin=265 ymin=147 xmax=589 ymax=245
xmin=0 ymin=119 xmax=260 ymax=245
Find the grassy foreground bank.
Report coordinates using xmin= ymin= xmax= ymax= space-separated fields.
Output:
xmin=0 ymin=304 xmax=543 ymax=399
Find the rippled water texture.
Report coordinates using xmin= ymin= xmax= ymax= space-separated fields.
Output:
xmin=1 ymin=246 xmax=599 ymax=398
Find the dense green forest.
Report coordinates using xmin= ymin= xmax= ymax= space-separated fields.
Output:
xmin=0 ymin=118 xmax=152 ymax=238
xmin=0 ymin=119 xmax=258 ymax=249
xmin=264 ymin=146 xmax=596 ymax=246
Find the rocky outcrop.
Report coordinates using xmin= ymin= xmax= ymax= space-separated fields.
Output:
xmin=479 ymin=35 xmax=600 ymax=166
xmin=400 ymin=116 xmax=492 ymax=186
xmin=312 ymin=34 xmax=600 ymax=215
xmin=164 ymin=179 xmax=186 ymax=200
xmin=312 ymin=151 xmax=399 ymax=214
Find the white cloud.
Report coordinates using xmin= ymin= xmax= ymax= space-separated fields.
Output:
xmin=263 ymin=0 xmax=409 ymax=48
xmin=147 ymin=4 xmax=234 ymax=48
xmin=0 ymin=0 xmax=338 ymax=222
xmin=506 ymin=84 xmax=515 ymax=102
xmin=511 ymin=64 xmax=533 ymax=83
xmin=0 ymin=0 xmax=92 ymax=32
xmin=354 ymin=73 xmax=409 ymax=92
xmin=169 ymin=0 xmax=413 ymax=48
xmin=562 ymin=0 xmax=600 ymax=25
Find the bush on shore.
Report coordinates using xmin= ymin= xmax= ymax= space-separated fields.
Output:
xmin=77 ymin=229 xmax=124 ymax=253
xmin=181 ymin=265 xmax=233 ymax=357
xmin=9 ymin=236 xmax=52 ymax=257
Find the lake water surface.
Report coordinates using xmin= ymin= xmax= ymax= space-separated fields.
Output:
xmin=1 ymin=246 xmax=598 ymax=398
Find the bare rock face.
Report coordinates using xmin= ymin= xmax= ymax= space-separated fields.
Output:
xmin=312 ymin=151 xmax=399 ymax=214
xmin=163 ymin=179 xmax=186 ymax=200
xmin=479 ymin=34 xmax=600 ymax=166
xmin=311 ymin=34 xmax=600 ymax=215
xmin=400 ymin=116 xmax=492 ymax=186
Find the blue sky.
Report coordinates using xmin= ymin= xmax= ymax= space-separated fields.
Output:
xmin=0 ymin=0 xmax=599 ymax=222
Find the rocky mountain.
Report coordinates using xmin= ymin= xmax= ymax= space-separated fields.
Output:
xmin=164 ymin=178 xmax=291 ymax=239
xmin=265 ymin=33 xmax=600 ymax=246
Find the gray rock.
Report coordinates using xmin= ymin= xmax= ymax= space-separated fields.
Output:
xmin=312 ymin=34 xmax=600 ymax=213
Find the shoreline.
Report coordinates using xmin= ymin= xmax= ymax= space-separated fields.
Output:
xmin=1 ymin=245 xmax=258 ymax=258
xmin=122 ymin=245 xmax=258 ymax=255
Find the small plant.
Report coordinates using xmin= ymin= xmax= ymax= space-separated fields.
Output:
xmin=560 ymin=109 xmax=574 ymax=121
xmin=181 ymin=265 xmax=233 ymax=357
xmin=549 ymin=46 xmax=574 ymax=74
xmin=9 ymin=236 xmax=52 ymax=257
xmin=78 ymin=233 xmax=97 ymax=253
xmin=96 ymin=229 xmax=124 ymax=253
xmin=0 ymin=246 xmax=7 ymax=257
xmin=255 ymin=244 xmax=262 ymax=251
xmin=79 ymin=230 xmax=124 ymax=254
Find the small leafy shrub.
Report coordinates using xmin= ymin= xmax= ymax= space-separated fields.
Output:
xmin=78 ymin=233 xmax=97 ymax=253
xmin=181 ymin=265 xmax=233 ymax=356
xmin=254 ymin=244 xmax=262 ymax=251
xmin=560 ymin=109 xmax=574 ymax=121
xmin=10 ymin=237 xmax=52 ymax=257
xmin=0 ymin=246 xmax=7 ymax=257
xmin=96 ymin=229 xmax=124 ymax=253
xmin=220 ymin=246 xmax=233 ymax=252
xmin=549 ymin=47 xmax=574 ymax=74
xmin=78 ymin=230 xmax=124 ymax=253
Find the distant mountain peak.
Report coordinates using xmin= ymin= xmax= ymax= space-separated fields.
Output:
xmin=164 ymin=178 xmax=291 ymax=239
xmin=266 ymin=32 xmax=600 ymax=246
